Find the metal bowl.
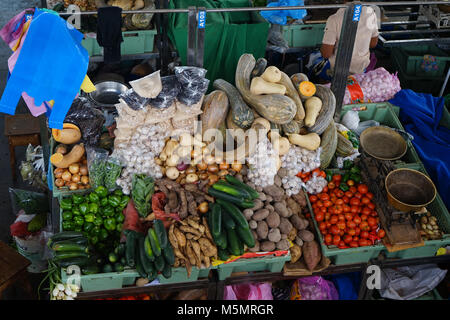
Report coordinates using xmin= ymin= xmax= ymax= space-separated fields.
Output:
xmin=360 ymin=126 xmax=407 ymax=161
xmin=88 ymin=81 xmax=129 ymax=108
xmin=385 ymin=168 xmax=437 ymax=212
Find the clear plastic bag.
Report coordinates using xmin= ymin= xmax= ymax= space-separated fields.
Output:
xmin=224 ymin=283 xmax=273 ymax=300
xmin=9 ymin=188 xmax=49 ymax=215
xmin=148 ymin=75 xmax=181 ymax=109
xmin=64 ymin=97 xmax=106 ymax=147
xmin=86 ymin=147 xmax=109 ymax=190
xmin=120 ymin=88 xmax=150 ymax=111
xmin=296 ymin=276 xmax=339 ymax=300
xmin=104 ymin=157 xmax=123 ymax=192
xmin=175 ymin=66 xmax=209 ymax=106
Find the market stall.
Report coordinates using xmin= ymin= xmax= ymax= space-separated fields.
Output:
xmin=1 ymin=1 xmax=449 ymax=301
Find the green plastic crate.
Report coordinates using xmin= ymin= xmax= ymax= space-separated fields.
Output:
xmin=82 ymin=30 xmax=157 ymax=57
xmin=340 ymin=103 xmax=422 ymax=164
xmin=157 ymin=266 xmax=215 ymax=284
xmin=217 ymin=254 xmax=291 ymax=281
xmin=61 ymin=269 xmax=139 ymax=292
xmin=392 ymin=45 xmax=450 ymax=78
xmin=281 ymin=23 xmax=325 ymax=48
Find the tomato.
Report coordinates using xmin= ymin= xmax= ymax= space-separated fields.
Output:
xmin=340 ymin=230 xmax=345 ymax=237
xmin=355 ymin=227 xmax=361 ymax=236
xmin=309 ymin=195 xmax=318 ymax=203
xmin=371 ymin=224 xmax=378 ymax=231
xmin=359 ymin=239 xmax=370 ymax=247
xmin=326 ymin=222 xmax=331 ymax=229
xmin=366 ymin=192 xmax=374 ymax=200
xmin=350 ymin=198 xmax=360 ymax=206
xmin=360 ymin=231 xmax=369 ymax=239
xmin=335 ymin=190 xmax=344 ymax=198
xmin=349 ymin=241 xmax=359 ymax=248
xmin=343 ymin=235 xmax=353 ymax=244
xmin=337 ymin=213 xmax=345 ymax=221
xmin=350 ymin=206 xmax=359 ymax=214
xmin=339 ymin=241 xmax=346 ymax=248
xmin=344 ymin=212 xmax=353 ymax=221
xmin=332 ymin=235 xmax=341 ymax=246
xmin=347 ymin=220 xmax=356 ymax=229
xmin=343 ymin=205 xmax=351 ymax=213
xmin=325 ymin=212 xmax=331 ymax=221
xmin=378 ymin=229 xmax=386 ymax=238
xmin=324 ymin=234 xmax=333 ymax=244
xmin=347 ymin=228 xmax=356 ymax=236
xmin=336 ymin=206 xmax=344 ymax=215
xmin=335 ymin=199 xmax=344 ymax=206
xmin=342 ymin=196 xmax=350 ymax=204
xmin=337 ymin=221 xmax=346 ymax=230
xmin=328 ymin=182 xmax=336 ymax=189
xmin=361 ymin=197 xmax=371 ymax=205
xmin=347 ymin=179 xmax=355 ymax=186
xmin=319 ymin=222 xmax=327 ymax=231
xmin=360 ymin=221 xmax=370 ymax=231
xmin=319 ymin=171 xmax=327 ymax=178
xmin=353 ymin=216 xmax=362 ymax=225
xmin=332 ymin=174 xmax=342 ymax=182
xmin=322 ymin=186 xmax=329 ymax=193
xmin=316 ymin=200 xmax=323 ymax=208
xmin=354 ymin=192 xmax=362 ymax=200
xmin=353 ymin=236 xmax=360 ymax=242
xmin=368 ymin=202 xmax=376 ymax=210
xmin=320 ymin=206 xmax=327 ymax=214
xmin=370 ymin=211 xmax=378 ymax=217
xmin=357 ymin=184 xmax=369 ymax=194
xmin=323 ymin=200 xmax=333 ymax=208
xmin=361 ymin=214 xmax=368 ymax=221
xmin=362 ymin=207 xmax=371 ymax=216
xmin=330 ymin=225 xmax=340 ymax=235
xmin=345 ymin=191 xmax=353 ymax=198
xmin=330 ymin=215 xmax=338 ymax=225
xmin=305 ymin=213 xmax=311 ymax=218
xmin=315 ymin=212 xmax=324 ymax=222
xmin=319 ymin=193 xmax=329 ymax=201
xmin=367 ymin=217 xmax=377 ymax=227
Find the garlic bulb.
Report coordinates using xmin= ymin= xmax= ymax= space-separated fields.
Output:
xmin=245 ymin=137 xmax=278 ymax=188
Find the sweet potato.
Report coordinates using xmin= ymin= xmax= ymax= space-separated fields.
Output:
xmin=303 ymin=240 xmax=321 ymax=271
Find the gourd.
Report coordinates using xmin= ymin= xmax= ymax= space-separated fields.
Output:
xmin=213 ymin=79 xmax=254 ymax=129
xmin=288 ymin=133 xmax=321 ymax=151
xmin=235 ymin=54 xmax=297 ymax=125
xmin=281 ymin=120 xmax=300 ymax=134
xmin=201 ymin=90 xmax=229 ymax=135
xmin=304 ymin=96 xmax=323 ymax=127
xmin=250 ymin=77 xmax=286 ymax=95
xmin=336 ymin=133 xmax=355 ymax=157
xmin=308 ymin=85 xmax=336 ymax=135
xmin=251 ymin=58 xmax=268 ymax=80
xmin=252 ymin=118 xmax=271 ymax=131
xmin=52 ymin=125 xmax=82 ymax=145
xmin=261 ymin=66 xmax=282 ymax=83
xmin=291 ymin=73 xmax=315 ymax=101
xmin=319 ymin=120 xmax=338 ymax=169
xmin=269 ymin=131 xmax=290 ymax=156
xmin=278 ymin=71 xmax=305 ymax=123
xmin=50 ymin=144 xmax=85 ymax=168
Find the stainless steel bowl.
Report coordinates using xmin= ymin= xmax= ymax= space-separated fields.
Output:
xmin=88 ymin=81 xmax=129 ymax=108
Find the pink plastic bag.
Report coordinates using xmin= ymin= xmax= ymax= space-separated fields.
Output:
xmin=296 ymin=276 xmax=339 ymax=300
xmin=224 ymin=283 xmax=273 ymax=300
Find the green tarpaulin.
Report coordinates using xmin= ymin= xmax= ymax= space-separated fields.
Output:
xmin=168 ymin=0 xmax=269 ymax=89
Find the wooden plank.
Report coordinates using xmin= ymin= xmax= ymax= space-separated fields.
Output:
xmin=4 ymin=114 xmax=41 ymax=136
xmin=0 ymin=241 xmax=31 ymax=286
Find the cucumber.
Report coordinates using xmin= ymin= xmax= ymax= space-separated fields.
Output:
xmin=138 ymin=237 xmax=156 ymax=277
xmin=144 ymin=235 xmax=155 ymax=261
xmin=238 ymin=236 xmax=244 ymax=255
xmin=48 ymin=231 xmax=84 ymax=247
xmin=218 ymin=248 xmax=229 ymax=261
xmin=108 ymin=252 xmax=118 ymax=263
xmin=216 ymin=199 xmax=249 ymax=229
xmin=210 ymin=203 xmax=222 ymax=238
xmin=154 ymin=254 xmax=165 ymax=272
xmin=54 ymin=251 xmax=89 ymax=260
xmin=153 ymin=219 xmax=168 ymax=249
xmin=162 ymin=245 xmax=175 ymax=266
xmin=82 ymin=264 xmax=100 ymax=275
xmin=103 ymin=264 xmax=114 ymax=273
xmin=221 ymin=207 xmax=236 ymax=230
xmin=236 ymin=225 xmax=255 ymax=248
xmin=52 ymin=242 xmax=88 ymax=253
xmin=215 ymin=231 xmax=227 ymax=250
xmin=115 ymin=243 xmax=126 ymax=257
xmin=226 ymin=228 xmax=241 ymax=256
xmin=148 ymin=229 xmax=162 ymax=257
xmin=58 ymin=256 xmax=89 ymax=268
xmin=212 ymin=181 xmax=252 ymax=199
xmin=125 ymin=230 xmax=137 ymax=268
xmin=53 ymin=237 xmax=88 ymax=247
xmin=161 ymin=263 xmax=172 ymax=279
xmin=207 ymin=188 xmax=246 ymax=207
xmin=135 ymin=245 xmax=147 ymax=278
xmin=225 ymin=175 xmax=259 ymax=199
xmin=114 ymin=263 xmax=125 ymax=272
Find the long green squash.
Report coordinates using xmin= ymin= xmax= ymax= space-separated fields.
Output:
xmin=278 ymin=71 xmax=305 ymax=124
xmin=201 ymin=90 xmax=229 ymax=135
xmin=308 ymin=85 xmax=336 ymax=135
xmin=281 ymin=120 xmax=300 ymax=134
xmin=251 ymin=58 xmax=267 ymax=80
xmin=235 ymin=54 xmax=297 ymax=125
xmin=213 ymin=79 xmax=254 ymax=129
xmin=320 ymin=120 xmax=338 ymax=169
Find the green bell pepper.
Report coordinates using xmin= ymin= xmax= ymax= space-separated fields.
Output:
xmin=115 ymin=223 xmax=123 ymax=232
xmin=62 ymin=211 xmax=73 ymax=221
xmin=108 ymin=195 xmax=121 ymax=208
xmin=95 ymin=186 xmax=108 ymax=198
xmin=100 ymin=198 xmax=108 ymax=207
xmin=104 ymin=218 xmax=116 ymax=231
xmin=84 ymin=222 xmax=94 ymax=233
xmin=103 ymin=206 xmax=115 ymax=217
xmin=99 ymin=228 xmax=109 ymax=241
xmin=74 ymin=226 xmax=83 ymax=233
xmin=93 ymin=216 xmax=103 ymax=227
xmin=119 ymin=196 xmax=130 ymax=210
xmin=114 ymin=189 xmax=123 ymax=197
xmin=74 ymin=216 xmax=84 ymax=226
xmin=91 ymin=225 xmax=101 ymax=235
xmin=116 ymin=212 xmax=125 ymax=223
xmin=343 ymin=160 xmax=353 ymax=170
xmin=89 ymin=202 xmax=99 ymax=214
xmin=339 ymin=183 xmax=350 ymax=192
xmin=350 ymin=166 xmax=361 ymax=175
xmin=350 ymin=173 xmax=361 ymax=184
xmin=85 ymin=213 xmax=95 ymax=223
xmin=325 ymin=170 xmax=333 ymax=182
xmin=90 ymin=235 xmax=99 ymax=245
xmin=343 ymin=172 xmax=351 ymax=182
xmin=72 ymin=194 xmax=84 ymax=205
xmin=79 ymin=202 xmax=89 ymax=215
xmin=72 ymin=207 xmax=81 ymax=216
xmin=89 ymin=193 xmax=100 ymax=203
xmin=60 ymin=198 xmax=72 ymax=210
xmin=62 ymin=221 xmax=74 ymax=231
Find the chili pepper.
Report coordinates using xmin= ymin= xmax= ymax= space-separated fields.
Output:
xmin=339 ymin=183 xmax=349 ymax=192
xmin=114 ymin=189 xmax=123 ymax=197
xmin=79 ymin=202 xmax=89 ymax=215
xmin=85 ymin=213 xmax=95 ymax=223
xmin=108 ymin=195 xmax=121 ymax=208
xmin=62 ymin=211 xmax=73 ymax=221
xmin=350 ymin=173 xmax=361 ymax=184
xmin=84 ymin=222 xmax=94 ymax=233
xmin=100 ymin=198 xmax=108 ymax=207
xmin=103 ymin=206 xmax=115 ymax=217
xmin=89 ymin=193 xmax=100 ymax=203
xmin=72 ymin=207 xmax=81 ymax=216
xmin=72 ymin=194 xmax=84 ymax=205
xmin=343 ymin=160 xmax=353 ymax=170
xmin=93 ymin=216 xmax=103 ymax=227
xmin=99 ymin=228 xmax=109 ymax=241
xmin=119 ymin=196 xmax=130 ymax=210
xmin=74 ymin=216 xmax=84 ymax=226
xmin=62 ymin=221 xmax=74 ymax=231
xmin=60 ymin=198 xmax=72 ymax=210
xmin=95 ymin=186 xmax=108 ymax=198
xmin=89 ymin=202 xmax=99 ymax=214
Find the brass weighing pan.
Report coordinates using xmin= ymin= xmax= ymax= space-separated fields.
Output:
xmin=360 ymin=126 xmax=407 ymax=161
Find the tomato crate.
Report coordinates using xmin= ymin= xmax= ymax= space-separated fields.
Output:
xmin=216 ymin=254 xmax=291 ymax=281
xmin=157 ymin=266 xmax=216 ymax=284
xmin=61 ymin=269 xmax=139 ymax=292
xmin=281 ymin=23 xmax=325 ymax=48
xmin=340 ymin=103 xmax=422 ymax=164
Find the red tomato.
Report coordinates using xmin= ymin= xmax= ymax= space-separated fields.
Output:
xmin=361 ymin=214 xmax=368 ymax=221
xmin=357 ymin=184 xmax=369 ymax=194
xmin=366 ymin=192 xmax=374 ymax=200
xmin=350 ymin=198 xmax=360 ymax=206
xmin=322 ymin=186 xmax=328 ymax=193
xmin=347 ymin=180 xmax=355 ymax=187
xmin=343 ymin=205 xmax=351 ymax=213
xmin=326 ymin=222 xmax=332 ymax=228
xmin=342 ymin=196 xmax=350 ymax=204
xmin=354 ymin=192 xmax=362 ymax=200
xmin=360 ymin=231 xmax=369 ymax=239
xmin=347 ymin=228 xmax=356 ymax=236
xmin=367 ymin=217 xmax=377 ymax=227
xmin=315 ymin=212 xmax=324 ymax=222
xmin=361 ymin=197 xmax=371 ymax=205
xmin=378 ymin=229 xmax=386 ymax=238
xmin=350 ymin=206 xmax=359 ymax=214
xmin=337 ymin=221 xmax=346 ymax=230
xmin=349 ymin=186 xmax=357 ymax=194
xmin=330 ymin=225 xmax=340 ymax=235
xmin=359 ymin=239 xmax=369 ymax=247
xmin=323 ymin=200 xmax=333 ymax=208
xmin=370 ymin=211 xmax=378 ymax=217
xmin=320 ymin=193 xmax=330 ymax=201
xmin=319 ymin=222 xmax=327 ymax=231
xmin=328 ymin=182 xmax=336 ymax=189
xmin=335 ymin=199 xmax=344 ymax=206
xmin=344 ymin=212 xmax=353 ymax=221
xmin=347 ymin=220 xmax=356 ymax=229
xmin=340 ymin=230 xmax=345 ymax=237
xmin=362 ymin=207 xmax=371 ymax=216
xmin=353 ymin=216 xmax=362 ymax=225
xmin=349 ymin=241 xmax=359 ymax=248
xmin=335 ymin=206 xmax=344 ymax=215
xmin=332 ymin=174 xmax=342 ymax=183
xmin=345 ymin=191 xmax=353 ymax=198
xmin=309 ymin=195 xmax=318 ymax=203
xmin=335 ymin=190 xmax=344 ymax=198
xmin=339 ymin=241 xmax=346 ymax=247
xmin=368 ymin=202 xmax=376 ymax=210
xmin=343 ymin=235 xmax=353 ymax=244
xmin=360 ymin=221 xmax=370 ymax=231
xmin=338 ymin=213 xmax=345 ymax=221
xmin=371 ymin=224 xmax=378 ymax=231
xmin=353 ymin=236 xmax=360 ymax=242
xmin=330 ymin=215 xmax=338 ymax=225
xmin=333 ymin=235 xmax=341 ymax=246
xmin=325 ymin=212 xmax=331 ymax=221
xmin=316 ymin=200 xmax=323 ymax=208
xmin=320 ymin=206 xmax=327 ymax=214
xmin=324 ymin=234 xmax=332 ymax=244
xmin=355 ymin=227 xmax=361 ymax=236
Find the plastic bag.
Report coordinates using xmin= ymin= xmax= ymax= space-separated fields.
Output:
xmin=120 ymin=88 xmax=150 ymax=111
xmin=64 ymin=97 xmax=106 ymax=146
xmin=267 ymin=25 xmax=289 ymax=53
xmin=148 ymin=75 xmax=181 ymax=109
xmin=341 ymin=110 xmax=360 ymax=131
xmin=175 ymin=66 xmax=209 ymax=106
xmin=353 ymin=120 xmax=380 ymax=136
xmin=224 ymin=283 xmax=273 ymax=300
xmin=296 ymin=276 xmax=339 ymax=300
xmin=9 ymin=188 xmax=49 ymax=215
xmin=129 ymin=70 xmax=162 ymax=98
xmin=86 ymin=147 xmax=109 ymax=190
xmin=260 ymin=0 xmax=307 ymax=25
xmin=104 ymin=157 xmax=123 ymax=191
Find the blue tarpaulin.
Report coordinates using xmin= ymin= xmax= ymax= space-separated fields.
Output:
xmin=389 ymin=90 xmax=450 ymax=209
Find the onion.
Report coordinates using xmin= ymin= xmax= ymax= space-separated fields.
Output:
xmin=62 ymin=171 xmax=72 ymax=182
xmin=69 ymin=163 xmax=80 ymax=174
xmin=207 ymin=164 xmax=219 ymax=174
xmin=176 ymin=162 xmax=189 ymax=171
xmin=231 ymin=161 xmax=243 ymax=173
xmin=81 ymin=175 xmax=89 ymax=185
xmin=208 ymin=174 xmax=219 ymax=185
xmin=72 ymin=174 xmax=81 ymax=183
xmin=197 ymin=162 xmax=207 ymax=171
xmin=69 ymin=182 xmax=78 ymax=190
xmin=55 ymin=178 xmax=65 ymax=187
xmin=54 ymin=168 xmax=64 ymax=179
xmin=197 ymin=202 xmax=209 ymax=214
xmin=79 ymin=165 xmax=88 ymax=176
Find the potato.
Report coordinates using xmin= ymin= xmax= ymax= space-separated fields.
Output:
xmin=252 ymin=199 xmax=264 ymax=211
xmin=258 ymin=192 xmax=267 ymax=202
xmin=252 ymin=208 xmax=270 ymax=221
xmin=298 ymin=229 xmax=314 ymax=242
xmin=295 ymin=236 xmax=304 ymax=247
xmin=260 ymin=240 xmax=276 ymax=252
xmin=287 ymin=197 xmax=301 ymax=215
xmin=277 ymin=168 xmax=288 ymax=178
xmin=263 ymin=185 xmax=285 ymax=202
xmin=243 ymin=209 xmax=254 ymax=221
xmin=274 ymin=202 xmax=289 ymax=218
xmin=290 ymin=214 xmax=309 ymax=230
xmin=276 ymin=239 xmax=290 ymax=251
xmin=274 ymin=175 xmax=282 ymax=187
xmin=249 ymin=240 xmax=260 ymax=252
xmin=268 ymin=228 xmax=281 ymax=242
xmin=265 ymin=195 xmax=273 ymax=203
xmin=266 ymin=212 xmax=281 ymax=228
xmin=303 ymin=240 xmax=321 ymax=271
xmin=256 ymin=220 xmax=269 ymax=240
xmin=249 ymin=220 xmax=258 ymax=229
xmin=265 ymin=204 xmax=275 ymax=212
xmin=290 ymin=244 xmax=302 ymax=263
xmin=291 ymin=191 xmax=306 ymax=208
xmin=136 ymin=278 xmax=149 ymax=287
xmin=279 ymin=217 xmax=293 ymax=235
xmin=281 ymin=234 xmax=287 ymax=240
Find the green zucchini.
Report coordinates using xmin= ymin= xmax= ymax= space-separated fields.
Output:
xmin=81 ymin=264 xmax=100 ymax=275
xmin=57 ymin=256 xmax=89 ymax=268
xmin=238 ymin=236 xmax=244 ymax=255
xmin=212 ymin=181 xmax=251 ymax=199
xmin=225 ymin=175 xmax=259 ymax=199
xmin=218 ymin=248 xmax=230 ymax=261
xmin=48 ymin=231 xmax=84 ymax=247
xmin=227 ymin=228 xmax=241 ymax=256
xmin=207 ymin=188 xmax=246 ymax=207
xmin=125 ymin=230 xmax=137 ymax=268
xmin=215 ymin=231 xmax=227 ymax=250
xmin=144 ymin=235 xmax=155 ymax=261
xmin=54 ymin=251 xmax=89 ymax=260
xmin=102 ymin=264 xmax=114 ymax=273
xmin=153 ymin=219 xmax=168 ymax=249
xmin=154 ymin=254 xmax=165 ymax=272
xmin=221 ymin=208 xmax=236 ymax=230
xmin=53 ymin=237 xmax=88 ymax=247
xmin=162 ymin=245 xmax=175 ymax=266
xmin=161 ymin=263 xmax=172 ymax=279
xmin=148 ymin=229 xmax=162 ymax=257
xmin=236 ymin=225 xmax=256 ymax=248
xmin=114 ymin=263 xmax=125 ymax=272
xmin=134 ymin=245 xmax=147 ymax=278
xmin=216 ymin=199 xmax=249 ymax=229
xmin=52 ymin=242 xmax=88 ymax=253
xmin=210 ymin=203 xmax=222 ymax=238
xmin=138 ymin=237 xmax=156 ymax=277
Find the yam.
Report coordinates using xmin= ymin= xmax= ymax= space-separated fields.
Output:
xmin=268 ymin=228 xmax=281 ymax=242
xmin=260 ymin=240 xmax=276 ymax=252
xmin=266 ymin=211 xmax=281 ymax=228
xmin=279 ymin=217 xmax=293 ymax=235
xmin=303 ymin=240 xmax=321 ymax=271
xmin=252 ymin=208 xmax=270 ymax=221
xmin=298 ymin=229 xmax=314 ymax=242
xmin=256 ymin=220 xmax=269 ymax=239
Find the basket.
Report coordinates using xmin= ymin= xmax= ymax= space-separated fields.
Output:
xmin=281 ymin=23 xmax=325 ymax=48
xmin=157 ymin=266 xmax=215 ymax=284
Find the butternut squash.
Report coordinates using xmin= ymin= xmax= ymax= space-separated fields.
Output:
xmin=63 ymin=123 xmax=81 ymax=132
xmin=50 ymin=143 xmax=85 ymax=168
xmin=304 ymin=96 xmax=323 ymax=127
xmin=52 ymin=127 xmax=82 ymax=144
xmin=278 ymin=71 xmax=305 ymax=123
xmin=269 ymin=131 xmax=290 ymax=156
xmin=261 ymin=66 xmax=282 ymax=83
xmin=250 ymin=77 xmax=286 ymax=95
xmin=201 ymin=90 xmax=229 ymax=135
xmin=252 ymin=117 xmax=271 ymax=131
xmin=288 ymin=133 xmax=321 ymax=151
xmin=235 ymin=54 xmax=297 ymax=125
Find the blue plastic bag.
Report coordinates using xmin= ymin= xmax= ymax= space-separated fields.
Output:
xmin=260 ymin=0 xmax=307 ymax=25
